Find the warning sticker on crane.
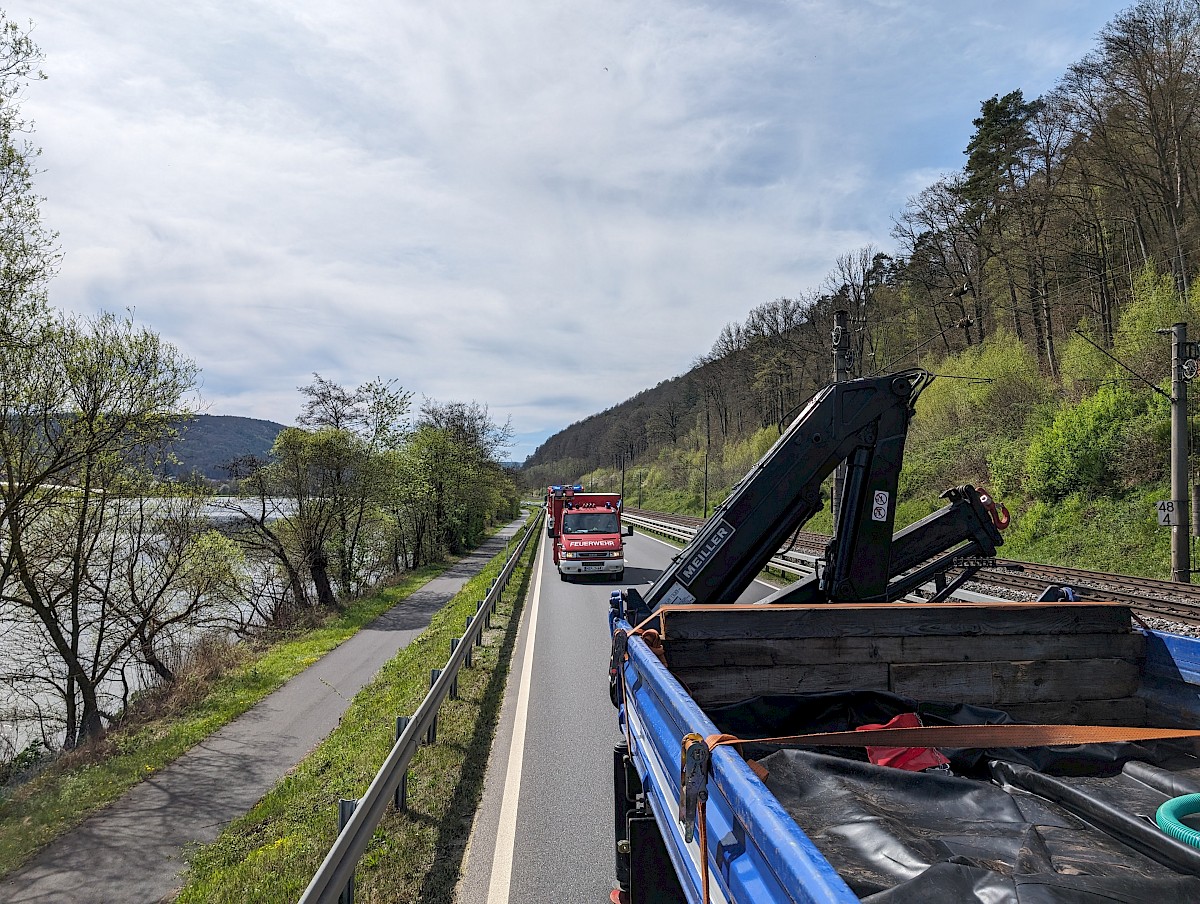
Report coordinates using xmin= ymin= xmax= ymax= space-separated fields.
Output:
xmin=660 ymin=582 xmax=696 ymax=606
xmin=872 ymin=490 xmax=890 ymax=522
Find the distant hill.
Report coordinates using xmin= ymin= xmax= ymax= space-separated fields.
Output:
xmin=166 ymin=415 xmax=288 ymax=481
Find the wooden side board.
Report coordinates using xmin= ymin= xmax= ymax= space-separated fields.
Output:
xmin=680 ymin=663 xmax=888 ymax=703
xmin=665 ymin=633 xmax=1144 ymax=669
xmin=1003 ymin=697 xmax=1147 ymax=726
xmin=676 ymin=659 xmax=1141 ymax=708
xmin=889 ymin=658 xmax=1140 ymax=703
xmin=660 ymin=601 xmax=1146 ymax=712
xmin=657 ymin=601 xmax=1135 ymax=641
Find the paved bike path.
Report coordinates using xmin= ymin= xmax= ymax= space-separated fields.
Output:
xmin=0 ymin=519 xmax=526 ymax=904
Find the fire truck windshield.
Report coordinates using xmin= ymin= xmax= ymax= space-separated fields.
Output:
xmin=561 ymin=511 xmax=619 ymax=534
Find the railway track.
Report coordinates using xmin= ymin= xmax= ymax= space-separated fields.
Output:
xmin=626 ymin=507 xmax=1200 ymax=628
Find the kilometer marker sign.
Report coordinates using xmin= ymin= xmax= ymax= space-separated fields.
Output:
xmin=1157 ymin=500 xmax=1183 ymax=526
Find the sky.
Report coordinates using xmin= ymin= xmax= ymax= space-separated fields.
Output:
xmin=6 ymin=0 xmax=1133 ymax=461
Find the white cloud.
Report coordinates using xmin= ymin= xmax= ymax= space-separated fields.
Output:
xmin=8 ymin=0 xmax=1129 ymax=459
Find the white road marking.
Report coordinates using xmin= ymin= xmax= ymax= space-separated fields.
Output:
xmin=486 ymin=529 xmax=545 ymax=903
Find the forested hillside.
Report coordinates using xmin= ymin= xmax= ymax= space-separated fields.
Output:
xmin=165 ymin=415 xmax=287 ymax=482
xmin=523 ymin=0 xmax=1200 ymax=579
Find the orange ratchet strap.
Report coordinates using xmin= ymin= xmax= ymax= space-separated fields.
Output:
xmin=708 ymin=722 xmax=1200 ymax=752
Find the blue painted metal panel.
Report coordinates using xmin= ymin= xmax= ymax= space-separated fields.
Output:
xmin=1141 ymin=628 xmax=1200 ymax=686
xmin=616 ymin=617 xmax=859 ymax=904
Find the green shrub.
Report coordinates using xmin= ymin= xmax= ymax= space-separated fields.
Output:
xmin=985 ymin=435 xmax=1027 ymax=500
xmin=1058 ymin=319 xmax=1115 ymax=399
xmin=1111 ymin=264 xmax=1197 ymax=381
xmin=907 ymin=332 xmax=1050 ymax=496
xmin=1023 ymin=385 xmax=1151 ymax=500
xmin=999 ymin=487 xmax=1170 ymax=578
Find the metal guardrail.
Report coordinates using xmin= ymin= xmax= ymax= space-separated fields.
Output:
xmin=298 ymin=513 xmax=542 ymax=904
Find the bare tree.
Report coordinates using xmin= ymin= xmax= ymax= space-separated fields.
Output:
xmin=1061 ymin=0 xmax=1200 ymax=293
xmin=0 ymin=313 xmax=201 ymax=748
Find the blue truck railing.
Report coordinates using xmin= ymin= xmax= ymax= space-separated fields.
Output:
xmin=612 ymin=610 xmax=858 ymax=904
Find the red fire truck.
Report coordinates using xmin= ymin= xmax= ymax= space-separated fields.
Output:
xmin=550 ymin=487 xmax=631 ymax=581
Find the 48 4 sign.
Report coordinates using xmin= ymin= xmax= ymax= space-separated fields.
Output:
xmin=1157 ymin=500 xmax=1184 ymax=526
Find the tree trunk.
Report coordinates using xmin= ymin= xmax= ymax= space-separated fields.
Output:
xmin=269 ymin=546 xmax=309 ymax=616
xmin=1028 ymin=277 xmax=1047 ymax=372
xmin=1004 ymin=273 xmax=1023 ymax=339
xmin=138 ymin=627 xmax=175 ymax=683
xmin=309 ymin=549 xmax=336 ymax=609
xmin=64 ymin=674 xmax=78 ymax=750
xmin=1041 ymin=299 xmax=1057 ymax=376
xmin=73 ymin=672 xmax=105 ymax=748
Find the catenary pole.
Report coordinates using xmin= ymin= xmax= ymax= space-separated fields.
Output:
xmin=1172 ymin=323 xmax=1191 ymax=583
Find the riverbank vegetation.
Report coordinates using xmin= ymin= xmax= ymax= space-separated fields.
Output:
xmin=0 ymin=560 xmax=449 ymax=878
xmin=522 ymin=0 xmax=1200 ymax=582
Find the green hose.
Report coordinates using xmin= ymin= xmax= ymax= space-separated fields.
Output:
xmin=1156 ymin=793 xmax=1200 ymax=848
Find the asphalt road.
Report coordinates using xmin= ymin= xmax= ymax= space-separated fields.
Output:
xmin=456 ymin=526 xmax=773 ymax=904
xmin=0 ymin=519 xmax=527 ymax=904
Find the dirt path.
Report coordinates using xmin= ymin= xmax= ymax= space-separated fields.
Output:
xmin=0 ymin=520 xmax=526 ymax=904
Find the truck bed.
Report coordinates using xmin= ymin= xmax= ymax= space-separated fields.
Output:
xmin=612 ymin=601 xmax=1200 ymax=903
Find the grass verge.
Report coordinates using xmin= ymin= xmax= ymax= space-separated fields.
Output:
xmin=0 ymin=526 xmax=520 ymax=880
xmin=175 ymin=519 xmax=539 ymax=903
xmin=998 ymin=486 xmax=1174 ymax=579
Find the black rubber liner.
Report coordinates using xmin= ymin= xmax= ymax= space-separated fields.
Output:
xmin=706 ymin=691 xmax=1200 ymax=903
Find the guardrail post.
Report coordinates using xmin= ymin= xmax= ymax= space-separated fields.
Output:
xmin=394 ymin=717 xmax=409 ymax=811
xmin=338 ymin=798 xmax=357 ymax=904
xmin=448 ymin=641 xmax=460 ymax=699
xmin=428 ymin=670 xmax=441 ymax=744
xmin=464 ymin=616 xmax=476 ymax=662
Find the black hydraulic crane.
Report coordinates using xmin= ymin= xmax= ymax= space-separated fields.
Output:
xmin=623 ymin=370 xmax=1009 ymax=617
